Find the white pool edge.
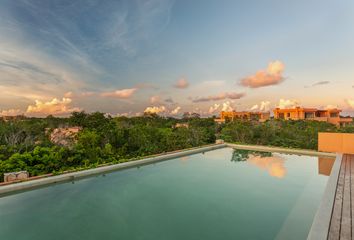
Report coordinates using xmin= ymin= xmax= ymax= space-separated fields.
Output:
xmin=307 ymin=153 xmax=342 ymax=240
xmin=226 ymin=143 xmax=336 ymax=157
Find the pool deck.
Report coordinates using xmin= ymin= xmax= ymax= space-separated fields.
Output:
xmin=308 ymin=154 xmax=354 ymax=240
xmin=328 ymin=154 xmax=354 ymax=240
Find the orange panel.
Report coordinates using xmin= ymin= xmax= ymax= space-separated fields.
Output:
xmin=343 ymin=134 xmax=354 ymax=154
xmin=318 ymin=133 xmax=343 ymax=153
xmin=318 ymin=132 xmax=354 ymax=154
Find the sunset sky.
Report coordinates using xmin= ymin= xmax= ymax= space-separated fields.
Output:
xmin=0 ymin=0 xmax=353 ymax=117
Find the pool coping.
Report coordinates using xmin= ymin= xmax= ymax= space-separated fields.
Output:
xmin=0 ymin=144 xmax=226 ymax=197
xmin=226 ymin=143 xmax=337 ymax=157
xmin=307 ymin=153 xmax=343 ymax=240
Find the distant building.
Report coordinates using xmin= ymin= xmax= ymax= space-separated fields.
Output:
xmin=174 ymin=123 xmax=189 ymax=128
xmin=273 ymin=107 xmax=352 ymax=127
xmin=1 ymin=115 xmax=26 ymax=122
xmin=214 ymin=111 xmax=270 ymax=123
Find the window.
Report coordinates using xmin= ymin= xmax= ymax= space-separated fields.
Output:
xmin=305 ymin=112 xmax=314 ymax=119
xmin=330 ymin=112 xmax=338 ymax=118
xmin=287 ymin=113 xmax=291 ymax=118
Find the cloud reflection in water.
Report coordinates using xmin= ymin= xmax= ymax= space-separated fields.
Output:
xmin=247 ymin=154 xmax=287 ymax=178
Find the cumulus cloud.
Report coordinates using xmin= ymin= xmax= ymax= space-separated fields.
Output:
xmin=101 ymin=88 xmax=137 ymax=98
xmin=241 ymin=61 xmax=285 ymax=88
xmin=260 ymin=101 xmax=270 ymax=111
xmin=150 ymin=95 xmax=160 ymax=104
xmin=192 ymin=92 xmax=245 ymax=103
xmin=250 ymin=101 xmax=270 ymax=112
xmin=346 ymin=99 xmax=354 ymax=109
xmin=208 ymin=103 xmax=220 ymax=114
xmin=26 ymin=98 xmax=80 ymax=116
xmin=276 ymin=99 xmax=299 ymax=109
xmin=221 ymin=101 xmax=234 ymax=112
xmin=174 ymin=78 xmax=189 ymax=89
xmin=250 ymin=105 xmax=259 ymax=111
xmin=324 ymin=105 xmax=338 ymax=109
xmin=0 ymin=109 xmax=23 ymax=116
xmin=171 ymin=106 xmax=181 ymax=115
xmin=144 ymin=105 xmax=166 ymax=114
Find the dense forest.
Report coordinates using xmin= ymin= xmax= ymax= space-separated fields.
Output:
xmin=0 ymin=111 xmax=353 ymax=181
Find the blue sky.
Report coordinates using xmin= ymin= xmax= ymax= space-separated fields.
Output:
xmin=0 ymin=0 xmax=353 ymax=116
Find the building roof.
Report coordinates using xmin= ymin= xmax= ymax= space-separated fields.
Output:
xmin=274 ymin=107 xmax=341 ymax=113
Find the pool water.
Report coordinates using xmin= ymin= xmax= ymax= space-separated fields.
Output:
xmin=0 ymin=148 xmax=333 ymax=240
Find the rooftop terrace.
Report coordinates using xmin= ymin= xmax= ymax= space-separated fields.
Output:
xmin=327 ymin=154 xmax=354 ymax=240
xmin=308 ymin=153 xmax=354 ymax=240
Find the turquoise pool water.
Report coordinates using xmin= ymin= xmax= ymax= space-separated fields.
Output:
xmin=0 ymin=148 xmax=333 ymax=240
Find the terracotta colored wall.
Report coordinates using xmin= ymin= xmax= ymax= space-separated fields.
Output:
xmin=318 ymin=132 xmax=354 ymax=154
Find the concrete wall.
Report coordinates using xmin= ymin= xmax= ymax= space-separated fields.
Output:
xmin=318 ymin=132 xmax=354 ymax=154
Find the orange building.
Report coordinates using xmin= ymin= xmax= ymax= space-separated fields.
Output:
xmin=273 ymin=107 xmax=352 ymax=127
xmin=215 ymin=111 xmax=270 ymax=123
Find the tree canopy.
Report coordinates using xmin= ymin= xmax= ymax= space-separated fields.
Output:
xmin=0 ymin=112 xmax=353 ymax=181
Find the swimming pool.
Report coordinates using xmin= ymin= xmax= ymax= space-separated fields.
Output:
xmin=0 ymin=147 xmax=333 ymax=240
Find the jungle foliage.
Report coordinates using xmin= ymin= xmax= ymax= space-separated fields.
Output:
xmin=0 ymin=112 xmax=353 ymax=180
xmin=0 ymin=112 xmax=216 ymax=180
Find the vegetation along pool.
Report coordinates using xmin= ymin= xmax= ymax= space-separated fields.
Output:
xmin=0 ymin=148 xmax=333 ymax=240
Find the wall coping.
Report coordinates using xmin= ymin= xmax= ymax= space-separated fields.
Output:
xmin=226 ymin=143 xmax=336 ymax=157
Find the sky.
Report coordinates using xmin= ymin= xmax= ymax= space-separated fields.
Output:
xmin=0 ymin=0 xmax=354 ymax=117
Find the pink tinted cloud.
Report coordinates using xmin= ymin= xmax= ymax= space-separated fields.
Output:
xmin=276 ymin=99 xmax=299 ymax=109
xmin=174 ymin=78 xmax=189 ymax=89
xmin=26 ymin=97 xmax=80 ymax=116
xmin=170 ymin=106 xmax=181 ymax=115
xmin=150 ymin=95 xmax=160 ymax=104
xmin=144 ymin=105 xmax=166 ymax=114
xmin=192 ymin=92 xmax=245 ymax=103
xmin=346 ymin=99 xmax=354 ymax=109
xmin=241 ymin=61 xmax=285 ymax=88
xmin=101 ymin=88 xmax=137 ymax=98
